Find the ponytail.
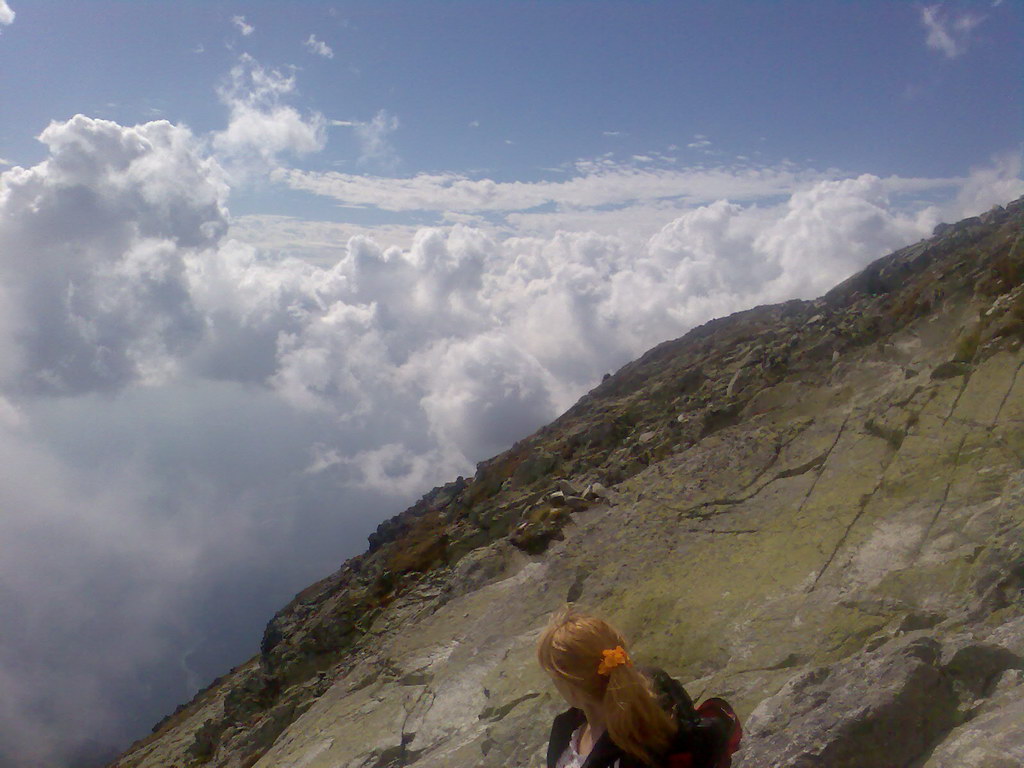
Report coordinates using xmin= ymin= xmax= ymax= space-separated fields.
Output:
xmin=604 ymin=662 xmax=677 ymax=763
xmin=537 ymin=608 xmax=677 ymax=764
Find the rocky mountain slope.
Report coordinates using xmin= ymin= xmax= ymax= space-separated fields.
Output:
xmin=112 ymin=200 xmax=1024 ymax=768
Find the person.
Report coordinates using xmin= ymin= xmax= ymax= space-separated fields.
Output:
xmin=537 ymin=607 xmax=719 ymax=768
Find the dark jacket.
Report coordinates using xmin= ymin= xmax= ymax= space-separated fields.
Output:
xmin=545 ymin=667 xmax=716 ymax=768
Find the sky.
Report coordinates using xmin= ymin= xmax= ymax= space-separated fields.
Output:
xmin=0 ymin=1 xmax=1021 ymax=765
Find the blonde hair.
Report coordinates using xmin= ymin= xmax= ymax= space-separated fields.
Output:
xmin=537 ymin=608 xmax=677 ymax=763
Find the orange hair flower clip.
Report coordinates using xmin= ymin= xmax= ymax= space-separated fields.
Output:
xmin=597 ymin=646 xmax=631 ymax=676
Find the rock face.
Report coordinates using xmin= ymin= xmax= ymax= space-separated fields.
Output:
xmin=111 ymin=200 xmax=1024 ymax=768
xmin=737 ymin=632 xmax=1020 ymax=768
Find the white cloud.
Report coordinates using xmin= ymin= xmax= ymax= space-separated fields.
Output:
xmin=231 ymin=14 xmax=254 ymax=36
xmin=505 ymin=200 xmax=694 ymax=244
xmin=5 ymin=112 xmax=1004 ymax=485
xmin=354 ymin=109 xmax=399 ymax=169
xmin=239 ymin=171 xmax=1006 ymax=453
xmin=751 ymin=175 xmax=930 ymax=299
xmin=411 ymin=333 xmax=557 ymax=462
xmin=229 ymin=214 xmax=424 ymax=264
xmin=688 ymin=134 xmax=712 ymax=150
xmin=0 ymin=0 xmax=14 ymax=27
xmin=304 ymin=34 xmax=334 ymax=58
xmin=212 ymin=55 xmax=326 ymax=175
xmin=945 ymin=152 xmax=1024 ymax=218
xmin=0 ymin=115 xmax=225 ymax=395
xmin=275 ymin=162 xmax=832 ymax=214
xmin=325 ymin=111 xmax=400 ymax=169
xmin=920 ymin=4 xmax=984 ymax=58
xmin=324 ymin=442 xmax=447 ymax=496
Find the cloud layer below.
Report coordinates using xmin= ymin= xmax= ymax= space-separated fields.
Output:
xmin=1 ymin=68 xmax=1021 ymax=766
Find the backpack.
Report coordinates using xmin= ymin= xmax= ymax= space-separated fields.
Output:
xmin=647 ymin=668 xmax=743 ymax=768
xmin=665 ymin=697 xmax=743 ymax=768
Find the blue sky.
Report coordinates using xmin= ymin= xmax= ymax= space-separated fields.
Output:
xmin=0 ymin=2 xmax=1021 ymax=766
xmin=3 ymin=1 xmax=1020 ymax=217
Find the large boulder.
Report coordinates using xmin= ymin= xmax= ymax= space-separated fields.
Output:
xmin=736 ymin=635 xmax=959 ymax=768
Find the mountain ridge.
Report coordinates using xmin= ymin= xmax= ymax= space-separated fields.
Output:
xmin=113 ymin=199 xmax=1024 ymax=768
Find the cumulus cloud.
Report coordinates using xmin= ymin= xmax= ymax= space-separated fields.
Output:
xmin=920 ymin=4 xmax=984 ymax=58
xmin=212 ymin=55 xmax=326 ymax=175
xmin=229 ymin=172 xmax=975 ymax=457
xmin=0 ymin=0 xmax=13 ymax=27
xmin=946 ymin=152 xmax=1024 ymax=217
xmin=752 ymin=176 xmax=931 ymax=298
xmin=304 ymin=33 xmax=334 ymax=58
xmin=0 ymin=115 xmax=225 ymax=395
xmin=231 ymin=14 xmax=253 ymax=36
xmin=229 ymin=214 xmax=425 ymax=265
xmin=413 ymin=333 xmax=557 ymax=461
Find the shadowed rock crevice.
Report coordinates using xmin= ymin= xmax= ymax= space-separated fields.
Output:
xmin=478 ymin=693 xmax=541 ymax=723
xmin=916 ymin=432 xmax=971 ymax=562
xmin=811 ymin=459 xmax=893 ymax=591
xmin=994 ymin=359 xmax=1024 ymax=425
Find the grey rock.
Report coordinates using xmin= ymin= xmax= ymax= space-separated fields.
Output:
xmin=555 ymin=478 xmax=580 ymax=497
xmin=562 ymin=495 xmax=591 ymax=511
xmin=922 ymin=674 xmax=1024 ymax=768
xmin=985 ymin=616 xmax=1024 ymax=657
xmin=940 ymin=638 xmax=1021 ymax=701
xmin=979 ymin=205 xmax=1005 ymax=225
xmin=736 ymin=635 xmax=959 ymax=768
xmin=931 ymin=360 xmax=973 ymax=379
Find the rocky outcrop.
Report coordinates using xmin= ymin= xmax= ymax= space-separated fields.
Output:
xmin=111 ymin=200 xmax=1024 ymax=768
xmin=737 ymin=625 xmax=1022 ymax=767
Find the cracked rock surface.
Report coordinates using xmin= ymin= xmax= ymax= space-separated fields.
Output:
xmin=113 ymin=203 xmax=1024 ymax=768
